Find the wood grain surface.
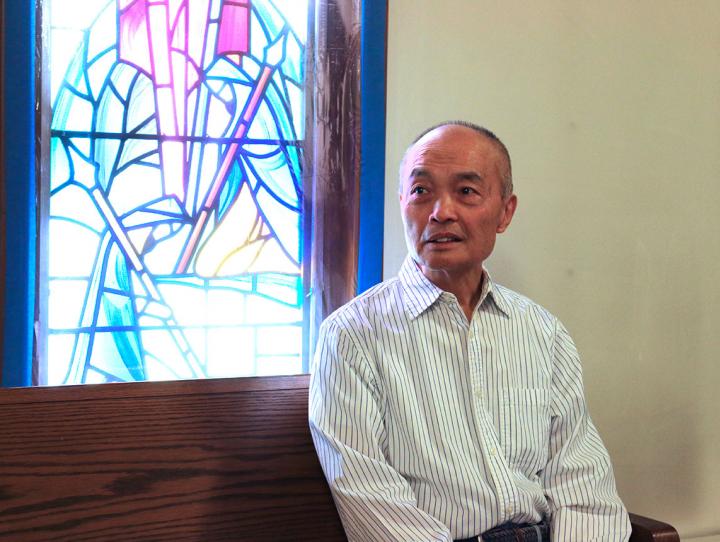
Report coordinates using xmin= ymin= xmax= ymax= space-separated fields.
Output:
xmin=0 ymin=375 xmax=346 ymax=541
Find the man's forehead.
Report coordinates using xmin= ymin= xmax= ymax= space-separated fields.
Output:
xmin=408 ymin=165 xmax=484 ymax=183
xmin=403 ymin=127 xmax=502 ymax=173
xmin=417 ymin=123 xmax=496 ymax=146
xmin=414 ymin=123 xmax=480 ymax=145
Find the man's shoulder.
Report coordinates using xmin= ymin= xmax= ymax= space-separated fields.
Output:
xmin=491 ymin=281 xmax=558 ymax=326
xmin=322 ymin=276 xmax=404 ymax=330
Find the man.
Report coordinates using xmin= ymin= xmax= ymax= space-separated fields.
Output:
xmin=309 ymin=121 xmax=631 ymax=541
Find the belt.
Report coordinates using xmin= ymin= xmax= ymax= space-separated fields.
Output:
xmin=455 ymin=519 xmax=550 ymax=542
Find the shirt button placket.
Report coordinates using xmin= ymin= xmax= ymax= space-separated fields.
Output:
xmin=470 ymin=315 xmax=515 ymax=523
xmin=468 ymin=319 xmax=492 ymax=460
xmin=467 ymin=323 xmax=483 ymax=412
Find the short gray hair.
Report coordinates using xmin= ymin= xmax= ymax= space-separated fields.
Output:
xmin=398 ymin=120 xmax=514 ymax=198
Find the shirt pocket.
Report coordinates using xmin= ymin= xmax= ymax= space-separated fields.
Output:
xmin=499 ymin=388 xmax=551 ymax=477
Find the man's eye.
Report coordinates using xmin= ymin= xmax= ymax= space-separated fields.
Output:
xmin=460 ymin=186 xmax=477 ymax=195
xmin=410 ymin=186 xmax=427 ymax=195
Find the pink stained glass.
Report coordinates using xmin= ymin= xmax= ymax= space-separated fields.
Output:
xmin=117 ymin=0 xmax=153 ymax=75
xmin=217 ymin=1 xmax=250 ymax=57
xmin=147 ymin=2 xmax=172 ymax=84
xmin=118 ymin=0 xmax=212 ymax=200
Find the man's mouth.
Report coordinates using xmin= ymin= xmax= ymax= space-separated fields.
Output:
xmin=426 ymin=234 xmax=462 ymax=244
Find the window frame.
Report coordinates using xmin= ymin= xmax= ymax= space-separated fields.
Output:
xmin=1 ymin=0 xmax=387 ymax=387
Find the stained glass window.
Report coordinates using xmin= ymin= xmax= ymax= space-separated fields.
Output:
xmin=45 ymin=0 xmax=309 ymax=384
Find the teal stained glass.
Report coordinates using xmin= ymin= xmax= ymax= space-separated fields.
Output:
xmin=46 ymin=0 xmax=308 ymax=384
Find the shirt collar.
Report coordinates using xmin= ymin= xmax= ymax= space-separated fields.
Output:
xmin=398 ymin=256 xmax=444 ymax=319
xmin=398 ymin=256 xmax=511 ymax=320
xmin=483 ymin=269 xmax=511 ymax=317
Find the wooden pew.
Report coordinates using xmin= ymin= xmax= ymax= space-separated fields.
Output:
xmin=0 ymin=375 xmax=679 ymax=541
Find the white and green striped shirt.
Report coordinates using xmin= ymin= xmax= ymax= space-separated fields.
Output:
xmin=310 ymin=256 xmax=630 ymax=541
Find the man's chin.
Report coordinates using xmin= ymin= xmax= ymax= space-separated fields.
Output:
xmin=416 ymin=254 xmax=474 ymax=275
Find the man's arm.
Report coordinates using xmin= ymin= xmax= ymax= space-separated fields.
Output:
xmin=309 ymin=317 xmax=453 ymax=542
xmin=540 ymin=321 xmax=632 ymax=542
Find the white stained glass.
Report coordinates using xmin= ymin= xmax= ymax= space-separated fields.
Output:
xmin=108 ymin=165 xmax=163 ymax=217
xmin=155 ymin=281 xmax=209 ymax=327
xmin=255 ymin=187 xmax=301 ymax=260
xmin=249 ymin=5 xmax=274 ymax=58
xmin=182 ymin=328 xmax=207 ymax=370
xmin=48 ymin=220 xmax=100 ymax=277
xmin=48 ymin=280 xmax=89 ymax=330
xmin=255 ymin=355 xmax=302 ymax=377
xmin=281 ymin=33 xmax=303 ymax=84
xmin=47 ymin=334 xmax=76 ymax=385
xmin=257 ymin=325 xmax=301 ymax=356
xmin=207 ymin=288 xmax=249 ymax=327
xmin=61 ymin=93 xmax=95 ymax=134
xmin=96 ymin=292 xmax=133 ymax=327
xmin=117 ymin=137 xmax=159 ymax=174
xmin=50 ymin=0 xmax=108 ymax=31
xmin=96 ymin=76 xmax=126 ymax=131
xmin=142 ymin=225 xmax=189 ymax=275
xmin=125 ymin=76 xmax=157 ymax=134
xmin=246 ymin=101 xmax=277 ymax=141
xmin=256 ymin=275 xmax=301 ymax=306
xmin=89 ymin=331 xmax=137 ymax=381
xmin=209 ymin=0 xmax=222 ymax=20
xmin=204 ymin=90 xmax=240 ymax=138
xmin=195 ymin=142 xmax=221 ymax=210
xmin=247 ymin=294 xmax=301 ymax=324
xmin=84 ymin=368 xmax=110 ymax=384
xmin=203 ymin=21 xmax=220 ymax=68
xmin=270 ymin=0 xmax=309 ymax=44
xmin=108 ymin=60 xmax=138 ymax=98
xmin=50 ymin=28 xmax=86 ymax=101
xmin=50 ymin=183 xmax=104 ymax=231
xmin=287 ymin=81 xmax=304 ymax=139
xmin=247 ymin=149 xmax=299 ymax=208
xmin=50 ymin=139 xmax=71 ymax=191
xmin=141 ymin=329 xmax=197 ymax=380
xmin=206 ymin=327 xmax=256 ymax=377
xmin=86 ymin=4 xmax=116 ymax=68
xmin=87 ymin=50 xmax=118 ymax=102
xmin=94 ymin=140 xmax=121 ymax=191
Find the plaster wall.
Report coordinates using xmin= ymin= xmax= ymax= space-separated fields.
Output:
xmin=383 ymin=2 xmax=720 ymax=538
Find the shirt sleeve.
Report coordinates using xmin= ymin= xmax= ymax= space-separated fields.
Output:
xmin=540 ymin=320 xmax=632 ymax=542
xmin=309 ymin=316 xmax=453 ymax=542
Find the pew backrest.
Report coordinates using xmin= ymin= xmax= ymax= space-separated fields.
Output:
xmin=0 ymin=375 xmax=346 ymax=541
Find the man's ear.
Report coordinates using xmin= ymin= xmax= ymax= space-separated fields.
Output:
xmin=496 ymin=194 xmax=517 ymax=234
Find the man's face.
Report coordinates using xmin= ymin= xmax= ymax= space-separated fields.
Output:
xmin=399 ymin=125 xmax=517 ymax=282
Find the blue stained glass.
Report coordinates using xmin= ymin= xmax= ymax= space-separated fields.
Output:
xmin=46 ymin=0 xmax=309 ymax=384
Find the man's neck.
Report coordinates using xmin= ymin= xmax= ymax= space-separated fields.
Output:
xmin=419 ymin=264 xmax=485 ymax=322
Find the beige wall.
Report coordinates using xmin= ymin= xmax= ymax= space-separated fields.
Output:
xmin=383 ymin=1 xmax=720 ymax=539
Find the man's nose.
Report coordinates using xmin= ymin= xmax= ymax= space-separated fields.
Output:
xmin=430 ymin=195 xmax=458 ymax=222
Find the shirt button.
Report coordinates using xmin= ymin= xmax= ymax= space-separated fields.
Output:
xmin=505 ymin=505 xmax=513 ymax=515
xmin=489 ymin=448 xmax=496 ymax=457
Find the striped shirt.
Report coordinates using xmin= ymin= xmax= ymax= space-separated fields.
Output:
xmin=309 ymin=256 xmax=631 ymax=541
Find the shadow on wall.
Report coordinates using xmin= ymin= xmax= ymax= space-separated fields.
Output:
xmin=618 ymin=400 xmax=707 ymax=538
xmin=489 ymin=239 xmax=708 ymax=539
